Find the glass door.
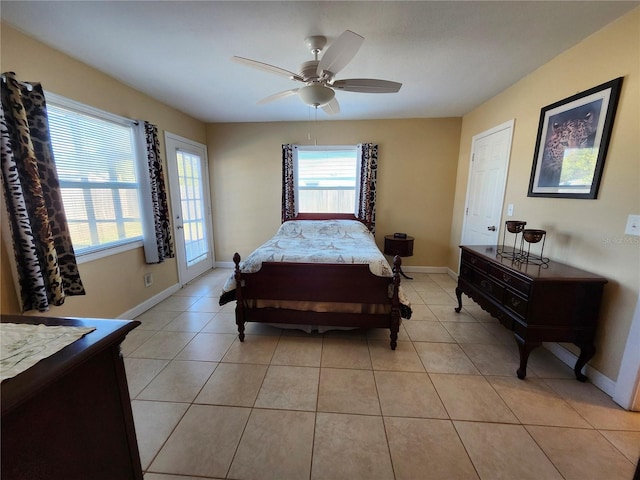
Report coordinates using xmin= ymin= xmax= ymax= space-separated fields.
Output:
xmin=165 ymin=133 xmax=214 ymax=284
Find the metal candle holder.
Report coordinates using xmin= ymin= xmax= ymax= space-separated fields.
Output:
xmin=518 ymin=229 xmax=550 ymax=266
xmin=497 ymin=221 xmax=550 ymax=266
xmin=497 ymin=221 xmax=527 ymax=260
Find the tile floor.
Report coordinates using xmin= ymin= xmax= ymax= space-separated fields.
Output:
xmin=123 ymin=268 xmax=640 ymax=480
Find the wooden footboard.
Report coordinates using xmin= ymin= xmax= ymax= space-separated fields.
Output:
xmin=233 ymin=253 xmax=402 ymax=349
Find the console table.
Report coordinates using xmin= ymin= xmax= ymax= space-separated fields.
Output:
xmin=1 ymin=315 xmax=142 ymax=480
xmin=455 ymin=245 xmax=607 ymax=381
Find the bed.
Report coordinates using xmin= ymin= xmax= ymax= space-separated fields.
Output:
xmin=219 ymin=214 xmax=412 ymax=349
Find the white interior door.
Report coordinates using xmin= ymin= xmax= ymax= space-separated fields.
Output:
xmin=462 ymin=120 xmax=514 ymax=245
xmin=165 ymin=132 xmax=214 ymax=284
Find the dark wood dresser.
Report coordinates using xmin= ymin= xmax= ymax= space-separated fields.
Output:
xmin=455 ymin=245 xmax=607 ymax=381
xmin=1 ymin=315 xmax=142 ymax=480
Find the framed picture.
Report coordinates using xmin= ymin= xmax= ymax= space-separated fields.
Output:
xmin=528 ymin=77 xmax=623 ymax=199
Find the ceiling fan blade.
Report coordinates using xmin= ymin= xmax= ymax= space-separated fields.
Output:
xmin=332 ymin=78 xmax=402 ymax=93
xmin=317 ymin=30 xmax=364 ymax=77
xmin=257 ymin=89 xmax=299 ymax=105
xmin=321 ymin=97 xmax=340 ymax=115
xmin=232 ymin=56 xmax=304 ymax=82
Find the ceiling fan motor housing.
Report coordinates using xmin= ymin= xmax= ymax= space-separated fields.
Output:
xmin=298 ymin=61 xmax=320 ymax=82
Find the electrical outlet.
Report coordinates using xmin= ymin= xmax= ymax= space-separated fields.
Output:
xmin=625 ymin=215 xmax=640 ymax=236
xmin=507 ymin=204 xmax=514 ymax=217
xmin=144 ymin=273 xmax=153 ymax=287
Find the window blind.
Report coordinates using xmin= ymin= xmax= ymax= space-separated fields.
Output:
xmin=47 ymin=102 xmax=143 ymax=254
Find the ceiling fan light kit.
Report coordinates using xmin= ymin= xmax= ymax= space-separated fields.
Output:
xmin=233 ymin=30 xmax=402 ymax=115
xmin=298 ymin=84 xmax=335 ymax=107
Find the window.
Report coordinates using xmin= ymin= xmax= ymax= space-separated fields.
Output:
xmin=47 ymin=94 xmax=144 ymax=257
xmin=294 ymin=146 xmax=358 ymax=213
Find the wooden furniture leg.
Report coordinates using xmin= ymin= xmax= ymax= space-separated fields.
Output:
xmin=515 ymin=335 xmax=541 ymax=379
xmin=574 ymin=342 xmax=596 ymax=382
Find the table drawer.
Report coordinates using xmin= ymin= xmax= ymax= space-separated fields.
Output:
xmin=488 ymin=264 xmax=530 ymax=296
xmin=472 ymin=271 xmax=505 ymax=303
xmin=462 ymin=250 xmax=489 ymax=273
xmin=504 ymin=290 xmax=528 ymax=318
xmin=460 ymin=262 xmax=475 ymax=281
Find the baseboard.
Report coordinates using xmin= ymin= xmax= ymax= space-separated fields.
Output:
xmin=543 ymin=342 xmax=616 ymax=396
xmin=447 ymin=267 xmax=458 ymax=280
xmin=402 ymin=266 xmax=449 ymax=274
xmin=216 ymin=261 xmax=235 ymax=269
xmin=118 ymin=283 xmax=181 ymax=319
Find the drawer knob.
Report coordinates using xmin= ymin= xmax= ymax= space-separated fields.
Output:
xmin=502 ymin=274 xmax=510 ymax=283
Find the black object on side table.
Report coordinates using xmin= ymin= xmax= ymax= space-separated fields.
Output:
xmin=384 ymin=234 xmax=414 ymax=280
xmin=455 ymin=245 xmax=607 ymax=381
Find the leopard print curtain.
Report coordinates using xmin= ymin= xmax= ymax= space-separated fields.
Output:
xmin=144 ymin=122 xmax=174 ymax=263
xmin=281 ymin=144 xmax=296 ymax=222
xmin=358 ymin=143 xmax=378 ymax=234
xmin=0 ymin=72 xmax=85 ymax=312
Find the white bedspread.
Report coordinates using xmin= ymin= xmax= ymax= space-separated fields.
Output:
xmin=223 ymin=219 xmax=391 ymax=289
xmin=221 ymin=219 xmax=410 ymax=313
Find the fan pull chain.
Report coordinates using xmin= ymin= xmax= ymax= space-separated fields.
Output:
xmin=314 ymin=107 xmax=318 ymax=146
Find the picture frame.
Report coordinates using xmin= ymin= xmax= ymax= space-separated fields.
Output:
xmin=527 ymin=77 xmax=623 ymax=199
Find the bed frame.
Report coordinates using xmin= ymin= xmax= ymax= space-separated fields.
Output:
xmin=230 ymin=213 xmax=403 ymax=349
xmin=232 ymin=252 xmax=403 ymax=349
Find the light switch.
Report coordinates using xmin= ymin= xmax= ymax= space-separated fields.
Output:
xmin=625 ymin=214 xmax=640 ymax=236
xmin=507 ymin=204 xmax=514 ymax=217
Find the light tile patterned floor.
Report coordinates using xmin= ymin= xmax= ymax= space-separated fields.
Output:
xmin=124 ymin=269 xmax=640 ymax=480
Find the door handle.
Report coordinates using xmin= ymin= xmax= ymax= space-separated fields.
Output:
xmin=487 ymin=226 xmax=496 ymax=231
xmin=176 ymin=225 xmax=183 ymax=230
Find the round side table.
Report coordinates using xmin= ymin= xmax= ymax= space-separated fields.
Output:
xmin=383 ymin=235 xmax=414 ymax=280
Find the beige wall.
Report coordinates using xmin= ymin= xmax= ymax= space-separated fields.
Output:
xmin=449 ymin=8 xmax=640 ymax=380
xmin=0 ymin=23 xmax=207 ymax=317
xmin=207 ymin=118 xmax=461 ymax=267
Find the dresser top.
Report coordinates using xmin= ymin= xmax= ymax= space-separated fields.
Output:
xmin=1 ymin=315 xmax=140 ymax=415
xmin=461 ymin=245 xmax=608 ymax=283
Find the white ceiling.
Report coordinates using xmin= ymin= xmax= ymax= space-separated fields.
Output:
xmin=1 ymin=1 xmax=637 ymax=123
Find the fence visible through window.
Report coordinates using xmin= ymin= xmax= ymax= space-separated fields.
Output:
xmin=297 ymin=148 xmax=357 ymax=213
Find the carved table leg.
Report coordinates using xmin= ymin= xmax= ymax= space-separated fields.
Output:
xmin=514 ymin=335 xmax=541 ymax=380
xmin=397 ymin=266 xmax=413 ymax=280
xmin=574 ymin=342 xmax=596 ymax=382
xmin=454 ymin=286 xmax=463 ymax=313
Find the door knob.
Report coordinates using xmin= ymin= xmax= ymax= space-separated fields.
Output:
xmin=487 ymin=226 xmax=496 ymax=231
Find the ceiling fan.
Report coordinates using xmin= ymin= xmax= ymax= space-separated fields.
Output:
xmin=232 ymin=30 xmax=402 ymax=115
